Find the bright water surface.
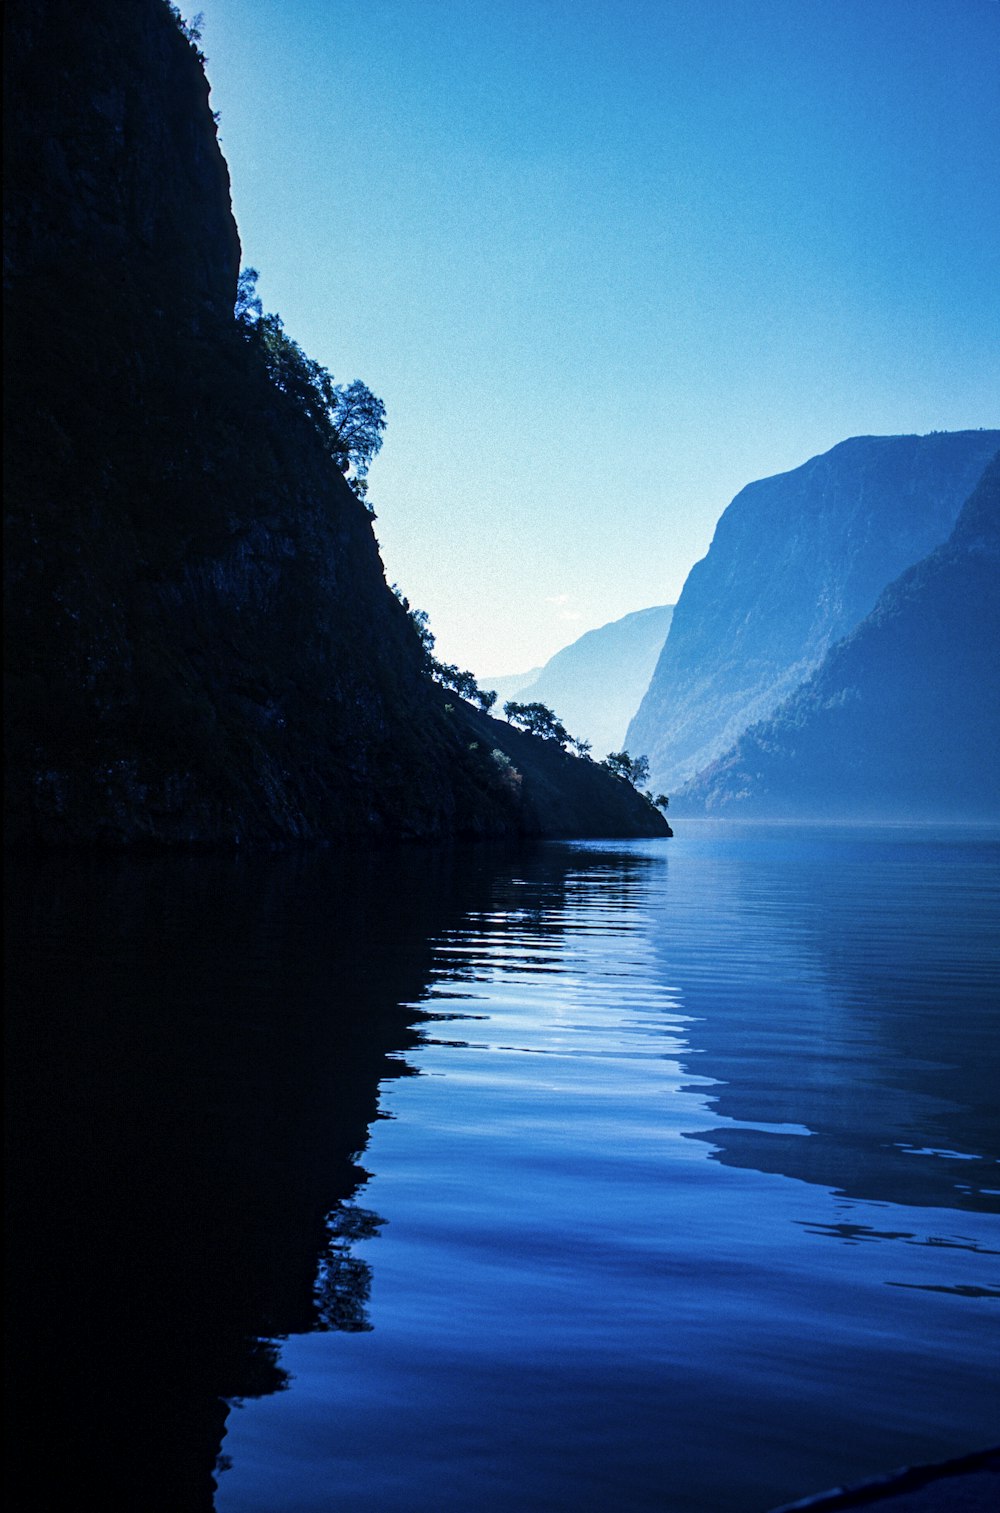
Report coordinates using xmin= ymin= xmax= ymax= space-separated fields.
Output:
xmin=215 ymin=823 xmax=1000 ymax=1512
xmin=7 ymin=823 xmax=999 ymax=1512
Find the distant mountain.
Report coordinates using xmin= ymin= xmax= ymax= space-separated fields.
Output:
xmin=483 ymin=668 xmax=543 ymax=705
xmin=678 ymin=452 xmax=1000 ymax=819
xmin=487 ymin=605 xmax=675 ymax=757
xmin=627 ymin=432 xmax=1000 ymax=792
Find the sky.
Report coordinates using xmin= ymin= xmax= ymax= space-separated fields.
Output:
xmin=197 ymin=0 xmax=1000 ymax=676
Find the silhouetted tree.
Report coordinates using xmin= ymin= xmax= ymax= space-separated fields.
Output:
xmin=386 ymin=596 xmax=499 ymax=713
xmin=167 ymin=4 xmax=205 ymax=49
xmin=235 ymin=265 xmax=263 ymax=323
xmin=331 ymin=379 xmax=387 ymax=478
xmin=603 ymin=750 xmax=650 ymax=786
xmin=433 ymin=662 xmax=478 ymax=700
xmin=409 ymin=607 xmax=436 ymax=658
xmin=432 ymin=661 xmax=501 ymax=712
xmin=234 ymin=268 xmax=385 ymax=492
xmin=503 ymin=701 xmax=571 ymax=748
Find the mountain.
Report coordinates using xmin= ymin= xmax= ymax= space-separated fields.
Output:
xmin=483 ymin=668 xmax=544 ymax=704
xmin=626 ymin=432 xmax=1000 ymax=793
xmin=677 ymin=453 xmax=1000 ymax=820
xmin=486 ymin=605 xmax=675 ymax=757
xmin=3 ymin=0 xmax=666 ymax=846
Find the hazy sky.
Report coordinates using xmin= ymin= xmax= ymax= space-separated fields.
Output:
xmin=199 ymin=0 xmax=1000 ymax=675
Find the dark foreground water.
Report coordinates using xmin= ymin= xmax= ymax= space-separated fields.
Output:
xmin=6 ymin=824 xmax=999 ymax=1511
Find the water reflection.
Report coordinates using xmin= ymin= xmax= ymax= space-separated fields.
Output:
xmin=796 ymin=1222 xmax=999 ymax=1253
xmin=5 ymin=845 xmax=524 ymax=1511
xmin=313 ymin=1205 xmax=385 ymax=1333
xmin=654 ymin=823 xmax=1000 ymax=1214
xmin=216 ymin=828 xmax=998 ymax=1513
xmin=9 ymin=830 xmax=999 ymax=1513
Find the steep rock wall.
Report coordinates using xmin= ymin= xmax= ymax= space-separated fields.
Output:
xmin=627 ymin=432 xmax=1000 ymax=793
xmin=678 ymin=453 xmax=1000 ymax=820
xmin=3 ymin=0 xmax=667 ymax=846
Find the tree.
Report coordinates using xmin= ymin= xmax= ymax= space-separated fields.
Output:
xmin=431 ymin=661 xmax=499 ymax=712
xmin=432 ymin=662 xmax=479 ymax=701
xmin=330 ymin=379 xmax=387 ymax=480
xmin=235 ymin=266 xmax=263 ymax=324
xmin=392 ymin=597 xmax=499 ymax=711
xmin=167 ymin=5 xmax=205 ymax=49
xmin=234 ymin=268 xmax=385 ymax=491
xmin=408 ymin=607 xmax=436 ymax=659
xmin=603 ymin=750 xmax=650 ymax=786
xmin=503 ymin=700 xmax=571 ymax=748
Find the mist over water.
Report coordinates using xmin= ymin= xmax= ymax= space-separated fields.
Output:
xmin=7 ymin=826 xmax=999 ymax=1511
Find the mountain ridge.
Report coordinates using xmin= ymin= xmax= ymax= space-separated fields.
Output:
xmin=486 ymin=604 xmax=674 ymax=757
xmin=626 ymin=430 xmax=1000 ymax=792
xmin=676 ymin=451 xmax=1000 ymax=819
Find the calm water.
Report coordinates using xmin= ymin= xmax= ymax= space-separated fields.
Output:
xmin=7 ymin=824 xmax=1000 ymax=1511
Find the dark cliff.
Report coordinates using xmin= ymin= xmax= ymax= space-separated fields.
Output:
xmin=679 ymin=454 xmax=1000 ymax=820
xmin=3 ymin=0 xmax=667 ymax=846
xmin=626 ymin=431 xmax=1000 ymax=793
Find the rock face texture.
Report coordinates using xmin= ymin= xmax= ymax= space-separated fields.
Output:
xmin=678 ymin=453 xmax=1000 ymax=820
xmin=626 ymin=432 xmax=1000 ymax=794
xmin=488 ymin=605 xmax=675 ymax=758
xmin=3 ymin=0 xmax=666 ymax=846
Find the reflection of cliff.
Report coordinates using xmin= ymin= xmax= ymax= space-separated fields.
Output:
xmin=652 ymin=831 xmax=1000 ymax=1215
xmin=4 ymin=847 xmax=514 ymax=1511
xmin=425 ymin=843 xmax=667 ymax=988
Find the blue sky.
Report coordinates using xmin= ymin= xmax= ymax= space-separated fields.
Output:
xmin=198 ymin=0 xmax=1000 ymax=675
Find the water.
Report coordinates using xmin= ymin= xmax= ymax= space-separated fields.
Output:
xmin=7 ymin=825 xmax=1000 ymax=1511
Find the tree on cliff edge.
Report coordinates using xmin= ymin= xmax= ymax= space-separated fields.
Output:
xmin=235 ymin=267 xmax=385 ymax=491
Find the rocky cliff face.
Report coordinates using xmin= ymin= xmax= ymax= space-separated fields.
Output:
xmin=3 ymin=0 xmax=666 ymax=846
xmin=678 ymin=453 xmax=1000 ymax=820
xmin=4 ymin=0 xmax=240 ymax=316
xmin=627 ymin=432 xmax=1000 ymax=793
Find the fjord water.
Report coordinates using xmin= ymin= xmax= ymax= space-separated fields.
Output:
xmin=214 ymin=824 xmax=999 ymax=1513
xmin=7 ymin=826 xmax=998 ymax=1512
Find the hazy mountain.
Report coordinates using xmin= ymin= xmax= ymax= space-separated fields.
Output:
xmin=678 ymin=453 xmax=1000 ymax=819
xmin=483 ymin=668 xmax=544 ymax=704
xmin=3 ymin=0 xmax=665 ymax=846
xmin=627 ymin=432 xmax=1000 ymax=792
xmin=487 ymin=605 xmax=674 ymax=757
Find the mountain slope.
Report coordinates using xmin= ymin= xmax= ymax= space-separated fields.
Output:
xmin=679 ymin=453 xmax=1000 ymax=819
xmin=483 ymin=668 xmax=544 ymax=705
xmin=626 ymin=432 xmax=1000 ymax=792
xmin=3 ymin=0 xmax=666 ymax=846
xmin=488 ymin=605 xmax=674 ymax=757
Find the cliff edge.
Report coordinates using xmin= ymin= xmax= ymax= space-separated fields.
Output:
xmin=3 ymin=0 xmax=667 ymax=846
